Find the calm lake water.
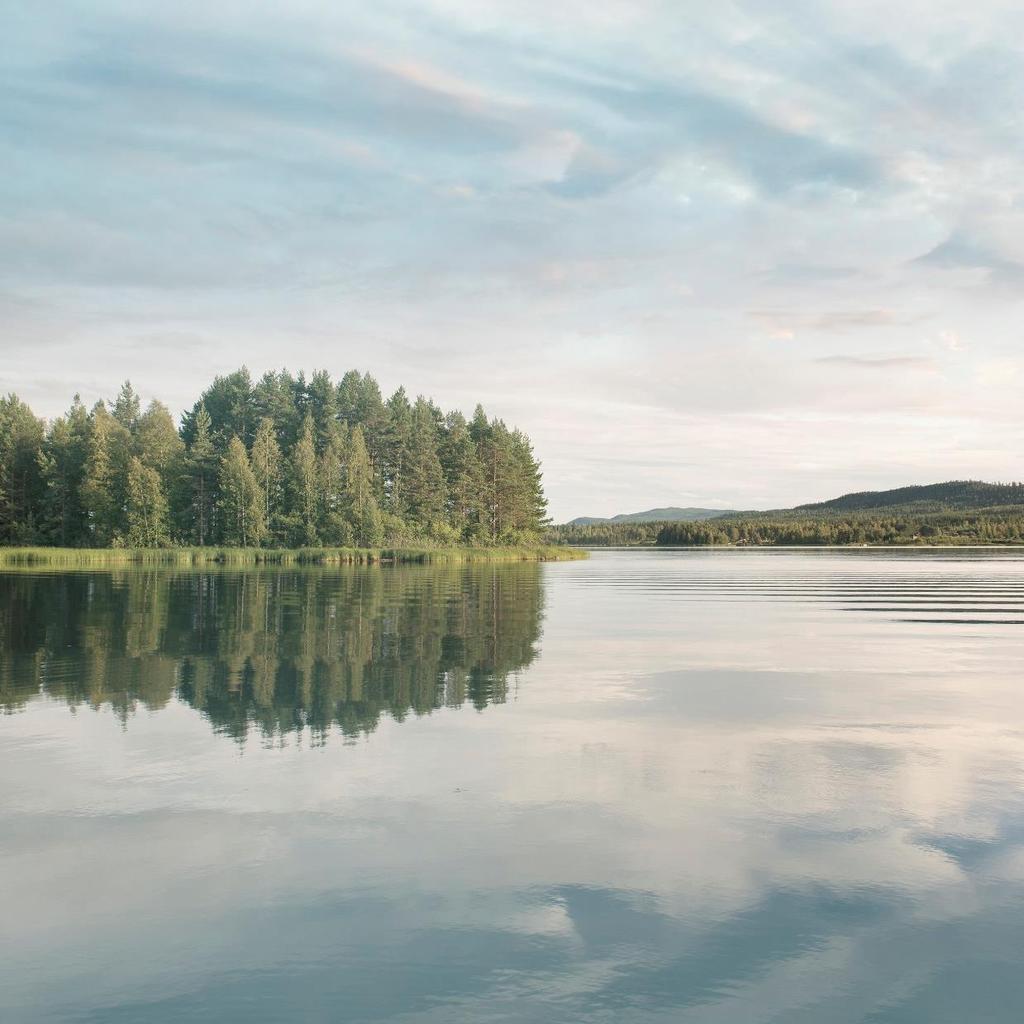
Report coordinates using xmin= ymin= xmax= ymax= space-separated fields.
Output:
xmin=3 ymin=549 xmax=1024 ymax=1023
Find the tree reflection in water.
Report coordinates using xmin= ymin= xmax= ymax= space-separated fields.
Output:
xmin=0 ymin=564 xmax=544 ymax=743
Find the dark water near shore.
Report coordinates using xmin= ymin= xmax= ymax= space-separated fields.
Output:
xmin=3 ymin=549 xmax=1024 ymax=1023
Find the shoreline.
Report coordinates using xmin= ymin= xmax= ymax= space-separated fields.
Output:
xmin=0 ymin=545 xmax=588 ymax=568
xmin=561 ymin=542 xmax=1024 ymax=550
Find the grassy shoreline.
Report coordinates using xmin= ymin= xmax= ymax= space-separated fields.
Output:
xmin=0 ymin=545 xmax=588 ymax=568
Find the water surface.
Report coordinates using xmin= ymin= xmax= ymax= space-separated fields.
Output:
xmin=3 ymin=549 xmax=1024 ymax=1022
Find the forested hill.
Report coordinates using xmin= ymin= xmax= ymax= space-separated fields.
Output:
xmin=797 ymin=480 xmax=1024 ymax=513
xmin=549 ymin=479 xmax=1024 ymax=547
xmin=0 ymin=368 xmax=548 ymax=549
xmin=569 ymin=507 xmax=735 ymax=526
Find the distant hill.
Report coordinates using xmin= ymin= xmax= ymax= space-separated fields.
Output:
xmin=568 ymin=507 xmax=736 ymax=526
xmin=796 ymin=480 xmax=1024 ymax=514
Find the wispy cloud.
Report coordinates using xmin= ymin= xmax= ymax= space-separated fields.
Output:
xmin=4 ymin=1 xmax=1024 ymax=517
xmin=815 ymin=355 xmax=936 ymax=369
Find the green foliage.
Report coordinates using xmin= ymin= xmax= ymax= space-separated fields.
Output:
xmin=80 ymin=402 xmax=131 ymax=545
xmin=218 ymin=436 xmax=265 ymax=547
xmin=0 ymin=394 xmax=45 ymax=544
xmin=798 ymin=480 xmax=1024 ymax=513
xmin=547 ymin=521 xmax=664 ymax=546
xmin=655 ymin=508 xmax=1024 ymax=546
xmin=125 ymin=456 xmax=170 ymax=547
xmin=185 ymin=403 xmax=218 ymax=545
xmin=1 ymin=367 xmax=551 ymax=550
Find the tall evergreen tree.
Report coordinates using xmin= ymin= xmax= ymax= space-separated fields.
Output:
xmin=439 ymin=411 xmax=485 ymax=540
xmin=112 ymin=381 xmax=141 ymax=432
xmin=125 ymin=456 xmax=170 ymax=546
xmin=250 ymin=417 xmax=283 ymax=543
xmin=0 ymin=394 xmax=45 ymax=544
xmin=402 ymin=397 xmax=446 ymax=529
xmin=81 ymin=403 xmax=130 ymax=545
xmin=306 ymin=369 xmax=339 ymax=452
xmin=182 ymin=367 xmax=255 ymax=447
xmin=185 ymin=404 xmax=218 ymax=545
xmin=37 ymin=396 xmax=89 ymax=546
xmin=346 ymin=425 xmax=383 ymax=547
xmin=135 ymin=400 xmax=185 ymax=520
xmin=287 ymin=415 xmax=319 ymax=546
xmin=317 ymin=421 xmax=352 ymax=545
xmin=218 ymin=436 xmax=265 ymax=547
xmin=382 ymin=387 xmax=413 ymax=515
xmin=253 ymin=370 xmax=300 ymax=450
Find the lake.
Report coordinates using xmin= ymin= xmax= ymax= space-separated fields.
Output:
xmin=3 ymin=548 xmax=1024 ymax=1023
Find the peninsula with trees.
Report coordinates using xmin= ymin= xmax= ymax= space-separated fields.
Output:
xmin=0 ymin=368 xmax=578 ymax=564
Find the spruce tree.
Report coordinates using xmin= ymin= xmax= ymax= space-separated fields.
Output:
xmin=346 ymin=425 xmax=383 ymax=547
xmin=382 ymin=387 xmax=413 ymax=517
xmin=0 ymin=394 xmax=45 ymax=544
xmin=218 ymin=436 xmax=265 ymax=547
xmin=112 ymin=380 xmax=141 ymax=432
xmin=135 ymin=401 xmax=185 ymax=523
xmin=402 ymin=397 xmax=446 ymax=530
xmin=250 ymin=417 xmax=282 ymax=543
xmin=125 ymin=456 xmax=170 ymax=547
xmin=317 ymin=421 xmax=352 ymax=545
xmin=306 ymin=369 xmax=339 ymax=452
xmin=288 ymin=415 xmax=319 ymax=546
xmin=439 ymin=411 xmax=485 ymax=540
xmin=186 ymin=404 xmax=218 ymax=545
xmin=37 ymin=396 xmax=89 ymax=546
xmin=81 ymin=403 xmax=130 ymax=545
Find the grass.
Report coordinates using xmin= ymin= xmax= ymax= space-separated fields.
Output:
xmin=0 ymin=545 xmax=588 ymax=568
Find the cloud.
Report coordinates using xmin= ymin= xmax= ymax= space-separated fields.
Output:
xmin=749 ymin=309 xmax=925 ymax=334
xmin=5 ymin=1 xmax=1024 ymax=516
xmin=913 ymin=231 xmax=1024 ymax=282
xmin=815 ymin=355 xmax=936 ymax=369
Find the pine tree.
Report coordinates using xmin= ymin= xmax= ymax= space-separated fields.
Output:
xmin=218 ymin=436 xmax=265 ymax=547
xmin=250 ymin=417 xmax=282 ymax=544
xmin=317 ymin=421 xmax=352 ymax=545
xmin=253 ymin=370 xmax=300 ymax=450
xmin=112 ymin=380 xmax=141 ymax=432
xmin=0 ymin=394 xmax=45 ymax=544
xmin=402 ymin=397 xmax=446 ymax=529
xmin=183 ymin=367 xmax=255 ymax=447
xmin=125 ymin=456 xmax=170 ymax=547
xmin=37 ymin=396 xmax=89 ymax=546
xmin=81 ymin=403 xmax=130 ymax=545
xmin=382 ymin=387 xmax=413 ymax=516
xmin=439 ymin=411 xmax=485 ymax=541
xmin=186 ymin=404 xmax=218 ymax=545
xmin=287 ymin=415 xmax=319 ymax=546
xmin=135 ymin=401 xmax=185 ymax=524
xmin=347 ymin=425 xmax=383 ymax=547
xmin=306 ymin=369 xmax=339 ymax=452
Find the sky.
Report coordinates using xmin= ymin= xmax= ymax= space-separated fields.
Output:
xmin=3 ymin=0 xmax=1024 ymax=521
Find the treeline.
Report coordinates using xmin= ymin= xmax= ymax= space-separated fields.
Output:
xmin=0 ymin=564 xmax=543 ymax=741
xmin=798 ymin=479 xmax=1024 ymax=513
xmin=546 ymin=522 xmax=664 ymax=546
xmin=655 ymin=509 xmax=1024 ymax=546
xmin=0 ymin=368 xmax=548 ymax=549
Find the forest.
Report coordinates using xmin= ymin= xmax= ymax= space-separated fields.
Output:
xmin=0 ymin=368 xmax=549 ymax=549
xmin=547 ymin=480 xmax=1024 ymax=547
xmin=654 ymin=510 xmax=1024 ymax=546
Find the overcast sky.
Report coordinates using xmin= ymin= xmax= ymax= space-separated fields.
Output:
xmin=4 ymin=1 xmax=1024 ymax=520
